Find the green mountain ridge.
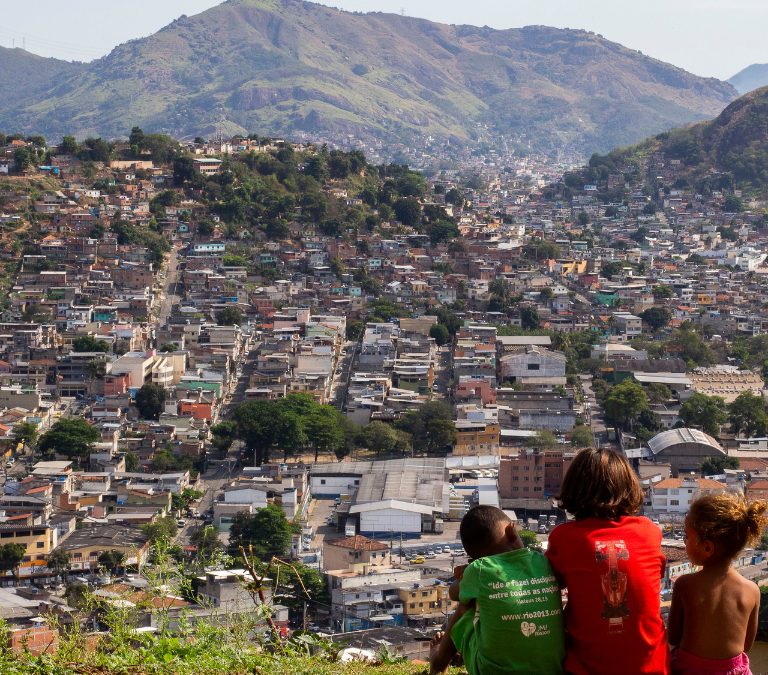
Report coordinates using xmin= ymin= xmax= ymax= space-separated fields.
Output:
xmin=0 ymin=0 xmax=739 ymax=153
xmin=599 ymin=86 xmax=768 ymax=196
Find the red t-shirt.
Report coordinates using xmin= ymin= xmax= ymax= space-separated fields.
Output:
xmin=545 ymin=516 xmax=667 ymax=675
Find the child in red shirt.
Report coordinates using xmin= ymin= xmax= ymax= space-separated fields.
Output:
xmin=545 ymin=447 xmax=667 ymax=675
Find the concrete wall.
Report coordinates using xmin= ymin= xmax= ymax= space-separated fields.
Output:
xmin=359 ymin=509 xmax=421 ymax=535
xmin=310 ymin=475 xmax=361 ymax=497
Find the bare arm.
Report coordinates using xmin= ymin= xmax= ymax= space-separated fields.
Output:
xmin=449 ymin=578 xmax=461 ymax=602
xmin=744 ymin=584 xmax=760 ymax=653
xmin=667 ymin=580 xmax=684 ymax=648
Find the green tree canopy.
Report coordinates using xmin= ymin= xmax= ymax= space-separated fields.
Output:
xmin=728 ymin=391 xmax=767 ymax=438
xmin=645 ymin=383 xmax=672 ymax=405
xmin=569 ymin=425 xmax=594 ymax=449
xmin=72 ymin=335 xmax=109 ymax=353
xmin=603 ymin=379 xmax=648 ymax=428
xmin=0 ymin=543 xmax=26 ymax=578
xmin=190 ymin=525 xmax=223 ymax=560
xmin=678 ymin=392 xmax=727 ymax=437
xmin=135 ymin=383 xmax=168 ymax=421
xmin=124 ymin=451 xmax=139 ymax=472
xmin=700 ymin=455 xmax=739 ymax=476
xmin=518 ymin=530 xmax=543 ymax=552
xmin=429 ymin=323 xmax=450 ymax=346
xmin=641 ymin=307 xmax=672 ymax=332
xmin=141 ymin=516 xmax=179 ymax=544
xmin=38 ymin=418 xmax=99 ymax=464
xmin=229 ymin=504 xmax=298 ymax=560
xmin=216 ymin=307 xmax=242 ymax=326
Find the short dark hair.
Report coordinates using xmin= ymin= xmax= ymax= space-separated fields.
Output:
xmin=556 ymin=447 xmax=643 ymax=521
xmin=460 ymin=505 xmax=511 ymax=556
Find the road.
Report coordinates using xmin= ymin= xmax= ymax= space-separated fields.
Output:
xmin=157 ymin=247 xmax=180 ymax=328
xmin=579 ymin=374 xmax=615 ymax=449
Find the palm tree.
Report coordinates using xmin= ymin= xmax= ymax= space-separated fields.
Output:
xmin=551 ymin=332 xmax=571 ymax=352
xmin=85 ymin=359 xmax=106 ymax=396
xmin=488 ymin=278 xmax=510 ymax=299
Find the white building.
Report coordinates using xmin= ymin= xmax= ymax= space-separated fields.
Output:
xmin=650 ymin=478 xmax=727 ymax=513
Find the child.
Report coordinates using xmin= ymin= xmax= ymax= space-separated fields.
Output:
xmin=430 ymin=505 xmax=565 ymax=675
xmin=545 ymin=447 xmax=667 ymax=675
xmin=667 ymin=492 xmax=768 ymax=675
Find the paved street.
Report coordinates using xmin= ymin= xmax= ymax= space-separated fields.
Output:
xmin=157 ymin=247 xmax=180 ymax=328
xmin=579 ymin=374 xmax=615 ymax=449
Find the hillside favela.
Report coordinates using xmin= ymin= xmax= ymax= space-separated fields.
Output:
xmin=7 ymin=1 xmax=768 ymax=674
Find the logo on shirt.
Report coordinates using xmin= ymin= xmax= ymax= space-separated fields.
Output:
xmin=521 ymin=621 xmax=536 ymax=637
xmin=594 ymin=540 xmax=630 ymax=633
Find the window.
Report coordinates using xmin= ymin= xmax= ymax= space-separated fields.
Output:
xmin=513 ymin=466 xmax=519 ymax=471
xmin=355 ymin=594 xmax=360 ymax=599
xmin=513 ymin=476 xmax=519 ymax=482
xmin=524 ymin=476 xmax=530 ymax=482
xmin=524 ymin=466 xmax=530 ymax=471
xmin=523 ymin=487 xmax=529 ymax=492
xmin=512 ymin=487 xmax=519 ymax=492
xmin=528 ymin=364 xmax=540 ymax=370
xmin=419 ymin=602 xmax=423 ymax=608
xmin=534 ymin=487 xmax=543 ymax=492
xmin=37 ymin=542 xmax=44 ymax=549
xmin=354 ymin=479 xmax=359 ymax=485
xmin=422 ymin=591 xmax=428 ymax=597
xmin=320 ymin=479 xmax=326 ymax=485
xmin=535 ymin=465 xmax=542 ymax=471
xmin=670 ymin=500 xmax=680 ymax=506
xmin=410 ymin=603 xmax=415 ymax=609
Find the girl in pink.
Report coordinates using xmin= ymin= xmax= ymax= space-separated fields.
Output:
xmin=667 ymin=492 xmax=768 ymax=675
xmin=545 ymin=447 xmax=667 ymax=675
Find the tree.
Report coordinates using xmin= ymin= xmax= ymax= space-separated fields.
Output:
xmin=601 ymin=262 xmax=626 ymax=279
xmin=135 ymin=383 xmax=168 ymax=421
xmin=653 ymin=285 xmax=674 ymax=299
xmin=539 ymin=287 xmax=554 ymax=302
xmin=426 ymin=418 xmax=457 ymax=455
xmin=160 ymin=343 xmax=178 ymax=353
xmin=429 ymin=323 xmax=450 ymax=347
xmin=397 ymin=401 xmax=454 ymax=454
xmin=38 ymin=418 xmax=99 ymax=465
xmin=46 ymin=550 xmax=71 ymax=577
xmin=518 ymin=530 xmax=543 ymax=552
xmin=129 ymin=127 xmax=144 ymax=148
xmin=577 ymin=211 xmax=590 ymax=226
xmin=329 ymin=257 xmax=345 ymax=279
xmin=363 ymin=421 xmax=398 ymax=457
xmin=13 ymin=147 xmax=32 ymax=171
xmin=667 ymin=328 xmax=715 ymax=366
xmin=346 ymin=319 xmax=364 ymax=341
xmin=678 ymin=393 xmax=727 ymax=437
xmin=229 ymin=504 xmax=297 ymax=559
xmin=641 ymin=307 xmax=672 ymax=332
xmin=569 ymin=425 xmax=594 ymax=449
xmin=724 ymin=195 xmax=744 ymax=213
xmin=72 ymin=335 xmax=109 ymax=352
xmin=273 ymin=562 xmax=330 ymax=616
xmin=700 ymin=455 xmax=739 ymax=476
xmin=305 ymin=405 xmax=343 ymax=462
xmin=603 ymin=379 xmax=648 ymax=428
xmin=14 ymin=421 xmax=38 ymax=450
xmin=233 ymin=401 xmax=284 ymax=465
xmin=0 ymin=543 xmax=26 ymax=582
xmin=190 ymin=525 xmax=223 ymax=559
xmin=646 ymin=383 xmax=672 ymax=405
xmin=520 ymin=306 xmax=541 ymax=331
xmin=124 ymin=451 xmax=139 ymax=472
xmin=525 ymin=430 xmax=558 ymax=450
xmin=728 ymin=391 xmax=767 ymax=438
xmin=98 ymin=550 xmax=125 ymax=573
xmin=60 ymin=136 xmax=79 ymax=155
xmin=392 ymin=198 xmax=421 ymax=226
xmin=216 ymin=307 xmax=242 ymax=326
xmin=141 ymin=516 xmax=179 ymax=543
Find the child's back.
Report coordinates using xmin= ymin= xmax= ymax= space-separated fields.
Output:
xmin=546 ymin=516 xmax=667 ymax=675
xmin=671 ymin=567 xmax=758 ymax=660
xmin=455 ymin=547 xmax=565 ymax=675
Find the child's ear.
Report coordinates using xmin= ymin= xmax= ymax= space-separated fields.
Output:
xmin=507 ymin=522 xmax=524 ymax=549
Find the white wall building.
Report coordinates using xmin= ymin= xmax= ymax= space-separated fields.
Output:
xmin=650 ymin=478 xmax=726 ymax=513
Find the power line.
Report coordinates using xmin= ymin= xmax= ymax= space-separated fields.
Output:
xmin=0 ymin=29 xmax=111 ymax=58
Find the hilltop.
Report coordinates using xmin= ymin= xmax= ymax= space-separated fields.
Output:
xmin=728 ymin=63 xmax=768 ymax=95
xmin=601 ymin=86 xmax=768 ymax=196
xmin=0 ymin=0 xmax=737 ymax=153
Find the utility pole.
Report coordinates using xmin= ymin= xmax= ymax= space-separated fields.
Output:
xmin=303 ymin=599 xmax=307 ymax=631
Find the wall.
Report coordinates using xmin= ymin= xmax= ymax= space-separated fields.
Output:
xmin=359 ymin=509 xmax=421 ymax=535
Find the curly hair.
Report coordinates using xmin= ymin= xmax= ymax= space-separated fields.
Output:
xmin=688 ymin=492 xmax=768 ymax=561
xmin=555 ymin=447 xmax=643 ymax=521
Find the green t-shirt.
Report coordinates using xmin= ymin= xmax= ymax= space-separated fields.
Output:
xmin=456 ymin=548 xmax=565 ymax=675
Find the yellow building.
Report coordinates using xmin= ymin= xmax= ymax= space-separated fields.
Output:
xmin=398 ymin=583 xmax=455 ymax=617
xmin=0 ymin=515 xmax=57 ymax=582
xmin=453 ymin=421 xmax=500 ymax=456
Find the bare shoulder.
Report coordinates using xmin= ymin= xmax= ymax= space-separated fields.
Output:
xmin=731 ymin=571 xmax=760 ymax=602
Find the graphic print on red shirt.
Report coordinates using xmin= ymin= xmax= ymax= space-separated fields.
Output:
xmin=594 ymin=540 xmax=630 ymax=633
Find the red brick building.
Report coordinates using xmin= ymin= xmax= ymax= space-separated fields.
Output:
xmin=499 ymin=449 xmax=574 ymax=499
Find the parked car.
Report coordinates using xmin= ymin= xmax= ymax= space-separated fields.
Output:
xmin=410 ymin=556 xmax=425 ymax=564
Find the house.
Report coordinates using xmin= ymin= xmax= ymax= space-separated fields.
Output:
xmin=498 ymin=346 xmax=566 ymax=386
xmin=650 ymin=478 xmax=727 ymax=513
xmin=322 ymin=535 xmax=392 ymax=572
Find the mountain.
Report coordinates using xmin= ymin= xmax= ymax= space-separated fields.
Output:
xmin=605 ymin=86 xmax=768 ymax=194
xmin=0 ymin=0 xmax=739 ymax=153
xmin=728 ymin=64 xmax=768 ymax=95
xmin=0 ymin=47 xmax=85 ymax=127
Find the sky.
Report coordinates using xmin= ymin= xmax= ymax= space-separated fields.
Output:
xmin=2 ymin=0 xmax=768 ymax=81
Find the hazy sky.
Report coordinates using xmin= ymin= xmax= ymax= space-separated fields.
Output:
xmin=3 ymin=0 xmax=767 ymax=81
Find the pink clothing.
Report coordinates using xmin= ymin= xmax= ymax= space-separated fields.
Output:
xmin=671 ymin=648 xmax=751 ymax=675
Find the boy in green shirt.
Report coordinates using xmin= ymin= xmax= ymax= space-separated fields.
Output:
xmin=430 ymin=505 xmax=565 ymax=675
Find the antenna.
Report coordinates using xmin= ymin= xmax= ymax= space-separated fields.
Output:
xmin=400 ymin=7 xmax=405 ymax=15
